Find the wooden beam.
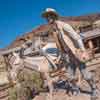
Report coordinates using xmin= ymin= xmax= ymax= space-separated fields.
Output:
xmin=88 ymin=40 xmax=94 ymax=49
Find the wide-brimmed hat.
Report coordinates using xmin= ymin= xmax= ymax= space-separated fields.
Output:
xmin=42 ymin=8 xmax=59 ymax=19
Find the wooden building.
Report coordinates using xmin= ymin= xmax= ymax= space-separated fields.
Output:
xmin=80 ymin=27 xmax=100 ymax=54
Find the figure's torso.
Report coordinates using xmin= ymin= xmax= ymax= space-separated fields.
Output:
xmin=53 ymin=20 xmax=77 ymax=55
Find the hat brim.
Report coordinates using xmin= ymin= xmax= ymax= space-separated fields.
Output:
xmin=42 ymin=11 xmax=59 ymax=18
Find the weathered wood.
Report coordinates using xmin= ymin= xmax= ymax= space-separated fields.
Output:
xmin=0 ymin=47 xmax=21 ymax=55
xmin=0 ymin=46 xmax=40 ymax=56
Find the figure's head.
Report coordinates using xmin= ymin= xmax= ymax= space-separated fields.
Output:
xmin=42 ymin=8 xmax=59 ymax=24
xmin=25 ymin=40 xmax=32 ymax=47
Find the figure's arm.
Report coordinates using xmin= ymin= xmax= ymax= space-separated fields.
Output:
xmin=63 ymin=23 xmax=85 ymax=51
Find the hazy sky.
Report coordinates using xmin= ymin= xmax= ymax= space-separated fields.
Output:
xmin=0 ymin=0 xmax=100 ymax=48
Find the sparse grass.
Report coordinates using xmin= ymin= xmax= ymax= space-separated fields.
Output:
xmin=8 ymin=68 xmax=43 ymax=100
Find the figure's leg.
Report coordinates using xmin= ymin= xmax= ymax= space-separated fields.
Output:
xmin=44 ymin=72 xmax=53 ymax=100
xmin=63 ymin=54 xmax=80 ymax=95
xmin=67 ymin=63 xmax=80 ymax=95
xmin=67 ymin=63 xmax=76 ymax=82
xmin=80 ymin=63 xmax=97 ymax=100
xmin=63 ymin=54 xmax=76 ymax=82
xmin=8 ymin=69 xmax=17 ymax=85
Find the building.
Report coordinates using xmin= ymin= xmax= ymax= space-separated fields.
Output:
xmin=80 ymin=26 xmax=100 ymax=54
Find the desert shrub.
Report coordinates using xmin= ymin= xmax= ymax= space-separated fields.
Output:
xmin=8 ymin=87 xmax=17 ymax=100
xmin=17 ymin=68 xmax=43 ymax=91
xmin=8 ymin=68 xmax=43 ymax=100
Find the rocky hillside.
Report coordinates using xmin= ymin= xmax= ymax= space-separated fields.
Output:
xmin=6 ymin=13 xmax=100 ymax=49
xmin=60 ymin=13 xmax=100 ymax=21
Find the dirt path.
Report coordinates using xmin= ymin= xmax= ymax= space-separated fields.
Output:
xmin=33 ymin=90 xmax=91 ymax=100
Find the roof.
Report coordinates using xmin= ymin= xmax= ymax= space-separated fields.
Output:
xmin=81 ymin=28 xmax=100 ymax=40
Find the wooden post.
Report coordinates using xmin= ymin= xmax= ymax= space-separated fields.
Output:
xmin=88 ymin=40 xmax=94 ymax=49
xmin=88 ymin=39 xmax=95 ymax=58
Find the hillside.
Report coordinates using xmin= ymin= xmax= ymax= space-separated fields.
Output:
xmin=7 ymin=13 xmax=100 ymax=49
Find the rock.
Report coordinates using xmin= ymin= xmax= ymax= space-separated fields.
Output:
xmin=0 ymin=72 xmax=9 ymax=85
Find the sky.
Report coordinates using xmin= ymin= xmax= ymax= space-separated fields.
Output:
xmin=0 ymin=0 xmax=100 ymax=48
